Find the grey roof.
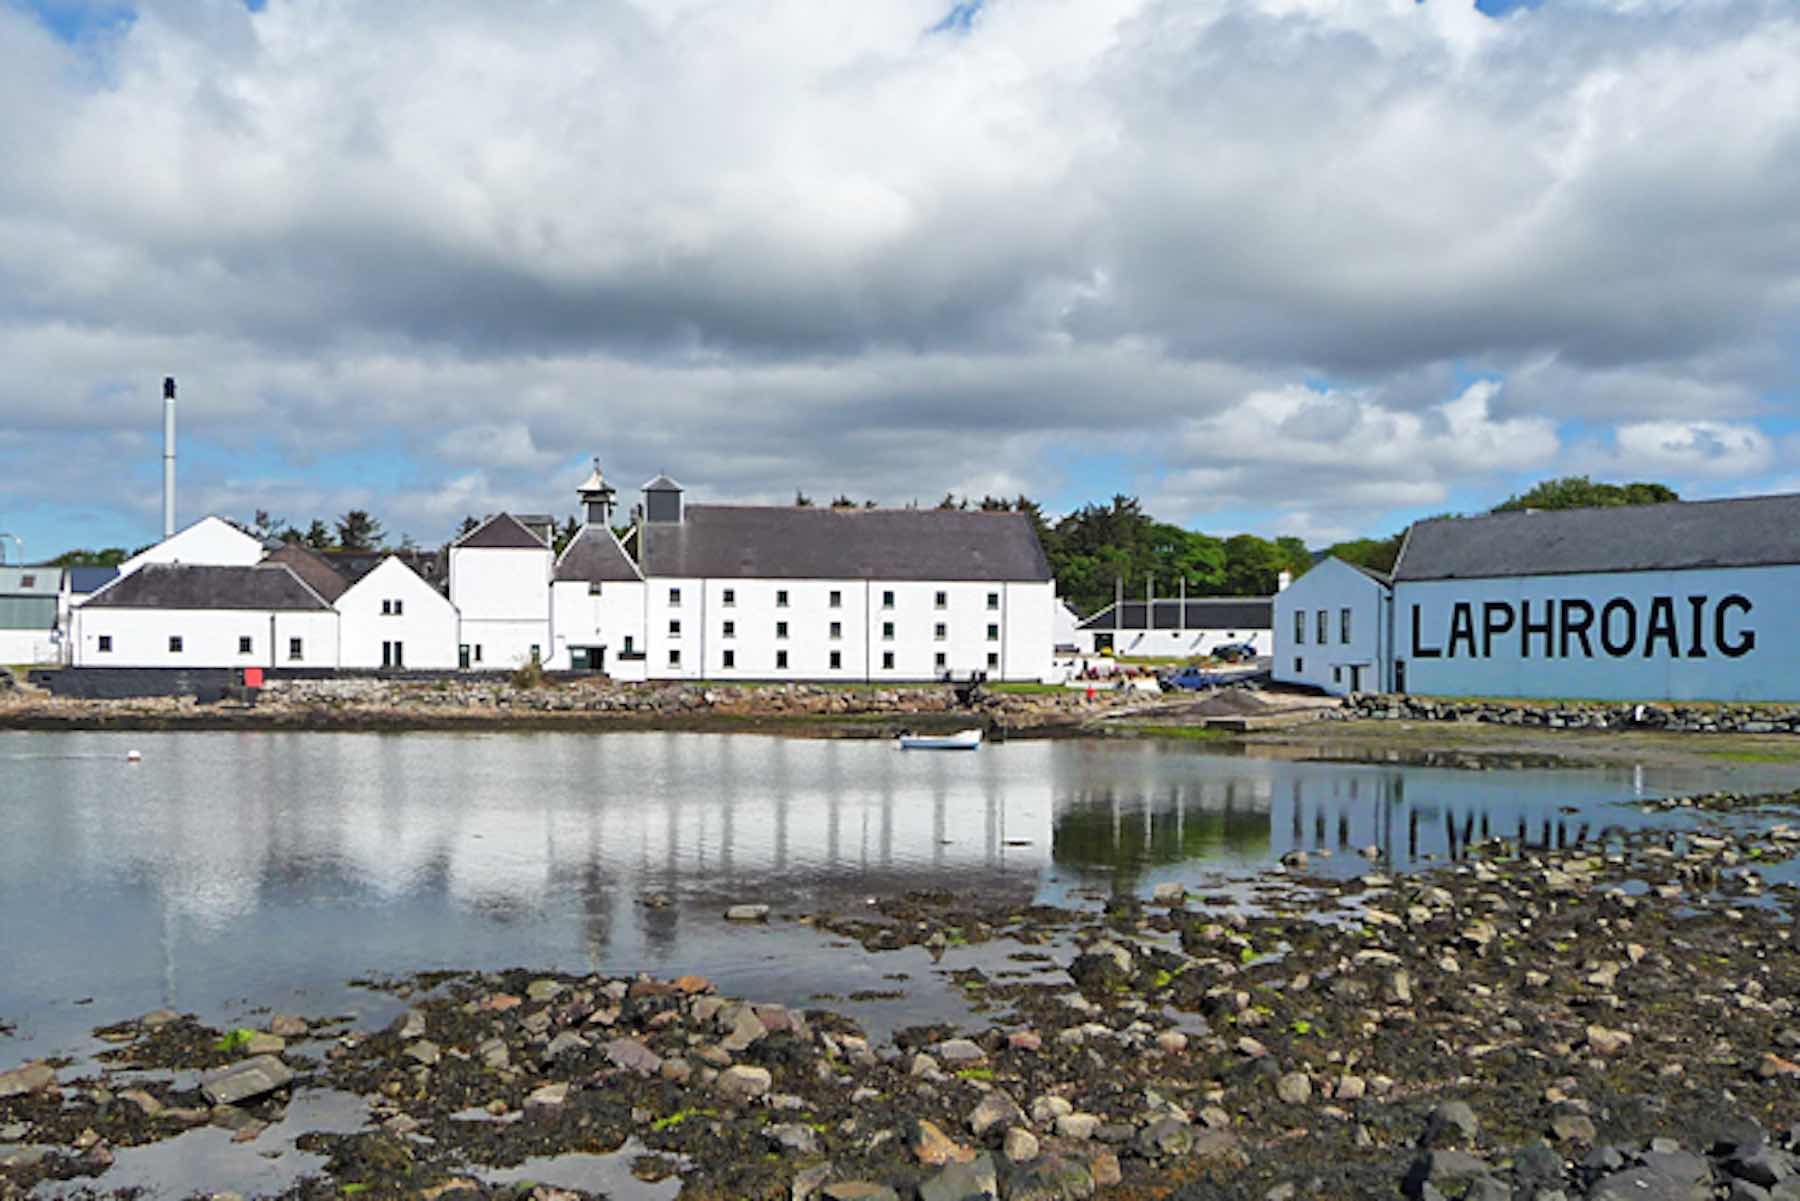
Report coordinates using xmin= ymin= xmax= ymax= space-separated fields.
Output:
xmin=454 ymin=513 xmax=549 ymax=550
xmin=641 ymin=506 xmax=1052 ymax=582
xmin=1342 ymin=559 xmax=1393 ymax=586
xmin=67 ymin=566 xmax=120 ymax=594
xmin=1395 ymin=493 xmax=1800 ymax=581
xmin=85 ymin=564 xmax=334 ymax=611
xmin=642 ymin=474 xmax=684 ymax=492
xmin=1079 ymin=598 xmax=1272 ymax=632
xmin=0 ymin=566 xmax=61 ymax=595
xmin=321 ymin=547 xmax=447 ymax=588
xmin=262 ymin=544 xmax=349 ymax=602
xmin=554 ymin=527 xmax=643 ymax=583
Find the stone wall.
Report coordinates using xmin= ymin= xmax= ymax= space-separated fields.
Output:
xmin=1338 ymin=693 xmax=1800 ymax=734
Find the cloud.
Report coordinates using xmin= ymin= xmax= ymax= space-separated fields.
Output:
xmin=1573 ymin=420 xmax=1777 ymax=480
xmin=1 ymin=0 xmax=1797 ymax=553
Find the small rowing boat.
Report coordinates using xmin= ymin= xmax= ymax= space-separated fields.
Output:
xmin=898 ymin=728 xmax=984 ymax=751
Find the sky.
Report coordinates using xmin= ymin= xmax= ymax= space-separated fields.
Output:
xmin=1 ymin=0 xmax=1798 ymax=560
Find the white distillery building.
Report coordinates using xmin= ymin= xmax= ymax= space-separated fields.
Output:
xmin=72 ymin=563 xmax=339 ymax=668
xmin=548 ymin=467 xmax=648 ymax=679
xmin=1271 ymin=557 xmax=1393 ymax=695
xmin=335 ymin=556 xmax=461 ymax=670
xmin=448 ymin=513 xmax=555 ymax=670
xmin=1073 ymin=596 xmax=1274 ymax=659
xmin=0 ymin=566 xmax=62 ymax=665
xmin=117 ymin=515 xmax=264 ymax=575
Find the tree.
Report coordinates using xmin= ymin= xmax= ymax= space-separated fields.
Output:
xmin=457 ymin=515 xmax=482 ymax=537
xmin=937 ymin=493 xmax=968 ymax=510
xmin=1323 ymin=533 xmax=1405 ymax=576
xmin=303 ymin=519 xmax=334 ymax=550
xmin=335 ymin=510 xmax=384 ymax=551
xmin=1493 ymin=476 xmax=1678 ymax=513
xmin=553 ymin=515 xmax=580 ymax=554
xmin=49 ymin=547 xmax=130 ymax=566
xmin=829 ymin=495 xmax=859 ymax=510
xmin=1220 ymin=534 xmax=1286 ymax=596
xmin=250 ymin=508 xmax=288 ymax=541
xmin=794 ymin=490 xmax=813 ymax=507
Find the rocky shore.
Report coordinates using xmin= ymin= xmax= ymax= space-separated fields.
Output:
xmin=8 ymin=790 xmax=1800 ymax=1201
xmin=1338 ymin=694 xmax=1800 ymax=736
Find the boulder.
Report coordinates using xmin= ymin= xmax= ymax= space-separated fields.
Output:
xmin=912 ymin=1117 xmax=977 ymax=1165
xmin=0 ymin=1062 xmax=56 ymax=1099
xmin=1007 ymin=1154 xmax=1092 ymax=1200
xmin=919 ymin=1151 xmax=998 ymax=1201
xmin=968 ymin=1090 xmax=1025 ymax=1136
xmin=725 ymin=904 xmax=771 ymax=922
xmin=604 ymin=1038 xmax=663 ymax=1076
xmin=717 ymin=1065 xmax=772 ymax=1102
xmin=200 ymin=1056 xmax=294 ymax=1107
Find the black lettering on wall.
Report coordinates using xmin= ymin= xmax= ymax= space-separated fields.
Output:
xmin=1686 ymin=596 xmax=1708 ymax=659
xmin=1519 ymin=599 xmax=1555 ymax=659
xmin=1410 ymin=605 xmax=1442 ymax=658
xmin=1560 ymin=598 xmax=1595 ymax=658
xmin=1447 ymin=603 xmax=1477 ymax=658
xmin=1481 ymin=602 xmax=1516 ymax=658
xmin=1600 ymin=599 xmax=1637 ymax=657
xmin=1643 ymin=596 xmax=1679 ymax=659
xmin=1717 ymin=594 xmax=1755 ymax=658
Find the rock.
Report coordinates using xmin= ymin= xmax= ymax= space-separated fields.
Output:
xmin=1055 ymin=1113 xmax=1102 ymax=1140
xmin=1200 ymin=1106 xmax=1231 ymax=1129
xmin=1275 ymin=1072 xmax=1312 ymax=1105
xmin=544 ymin=1031 xmax=589 ymax=1060
xmin=525 ymin=979 xmax=563 ymax=1002
xmin=920 ymin=1150 xmax=998 ymax=1201
xmin=200 ymin=1056 xmax=294 ymax=1106
xmin=912 ymin=1053 xmax=942 ymax=1078
xmin=525 ymin=1082 xmax=569 ymax=1117
xmin=936 ymin=1038 xmax=986 ymax=1064
xmin=1089 ymin=1150 xmax=1122 ymax=1187
xmin=721 ymin=1006 xmax=769 ymax=1053
xmin=1586 ymin=1025 xmax=1633 ymax=1056
xmin=478 ymin=1037 xmax=510 ymax=1069
xmin=1138 ymin=1117 xmax=1195 ymax=1158
xmin=1031 ymin=1095 xmax=1073 ymax=1124
xmin=1427 ymin=1100 xmax=1480 ymax=1145
xmin=1152 ymin=882 xmax=1187 ymax=904
xmin=1758 ymin=1053 xmax=1800 ymax=1080
xmin=600 ymin=1037 xmax=660 ymax=1076
xmin=1236 ymin=1036 xmax=1268 ymax=1058
xmin=1009 ymin=1030 xmax=1042 ymax=1052
xmin=913 ymin=1117 xmax=977 ymax=1165
xmin=0 ymin=1062 xmax=56 ymax=1099
xmin=1156 ymin=1031 xmax=1189 ymax=1054
xmin=268 ymin=1014 xmax=309 ymax=1038
xmin=725 ymin=904 xmax=771 ymax=922
xmin=1384 ymin=971 xmax=1414 ymax=1005
xmin=1007 ymin=1154 xmax=1092 ymax=1201
xmin=1590 ymin=1165 xmax=1712 ymax=1201
xmin=0 ymin=1146 xmax=52 ymax=1170
xmin=968 ymin=1091 xmax=1024 ymax=1136
xmin=1005 ymin=1126 xmax=1041 ymax=1163
xmin=822 ymin=1185 xmax=900 ymax=1201
xmin=717 ymin=1065 xmax=772 ymax=1102
xmin=766 ymin=1123 xmax=819 ymax=1155
xmin=1551 ymin=1113 xmax=1597 ymax=1143
xmin=1729 ymin=1145 xmax=1796 ymax=1189
xmin=120 ymin=1088 xmax=164 ymax=1117
xmin=1404 ymin=1150 xmax=1491 ymax=1199
xmin=1281 ymin=850 xmax=1309 ymax=869
xmin=393 ymin=1009 xmax=427 ymax=1041
xmin=140 ymin=1008 xmax=182 ymax=1028
xmin=1335 ymin=1075 xmax=1367 ymax=1101
xmin=240 ymin=1032 xmax=285 ymax=1056
xmin=674 ymin=975 xmax=713 ymax=995
xmin=405 ymin=1039 xmax=441 ymax=1066
xmin=384 ymin=1114 xmax=423 ymax=1136
xmin=793 ymin=1162 xmax=833 ymax=1201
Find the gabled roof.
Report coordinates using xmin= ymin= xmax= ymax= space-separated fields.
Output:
xmin=84 ymin=564 xmax=334 ymax=611
xmin=1394 ymin=492 xmax=1800 ymax=582
xmin=66 ymin=566 xmax=120 ymax=594
xmin=640 ymin=506 xmax=1052 ymax=582
xmin=0 ymin=566 xmax=61 ymax=596
xmin=453 ymin=512 xmax=549 ymax=550
xmin=642 ymin=474 xmax=684 ymax=492
xmin=1342 ymin=559 xmax=1393 ymax=586
xmin=553 ymin=526 xmax=643 ymax=583
xmin=1079 ymin=597 xmax=1272 ymax=632
xmin=262 ymin=544 xmax=349 ymax=602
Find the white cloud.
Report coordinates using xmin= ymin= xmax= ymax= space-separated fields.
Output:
xmin=1576 ymin=420 xmax=1777 ymax=480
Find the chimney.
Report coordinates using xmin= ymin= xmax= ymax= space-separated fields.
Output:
xmin=1277 ymin=570 xmax=1292 ymax=592
xmin=162 ymin=377 xmax=177 ymax=539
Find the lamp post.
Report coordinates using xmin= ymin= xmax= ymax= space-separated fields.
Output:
xmin=0 ymin=532 xmax=21 ymax=565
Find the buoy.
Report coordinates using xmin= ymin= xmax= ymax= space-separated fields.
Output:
xmin=126 ymin=749 xmax=142 ymax=763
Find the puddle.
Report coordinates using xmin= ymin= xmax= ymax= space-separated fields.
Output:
xmin=477 ymin=1138 xmax=681 ymax=1200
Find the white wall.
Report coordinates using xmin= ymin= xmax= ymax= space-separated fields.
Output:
xmin=450 ymin=545 xmax=551 ymax=669
xmin=548 ymin=578 xmax=647 ymax=674
xmin=1099 ymin=627 xmax=1273 ymax=659
xmin=1396 ymin=565 xmax=1795 ymax=702
xmin=119 ymin=517 xmax=263 ymax=576
xmin=337 ymin=558 xmax=461 ymax=669
xmin=1273 ymin=559 xmax=1389 ymax=695
xmin=0 ymin=629 xmax=57 ymax=665
xmin=71 ymin=607 xmax=340 ymax=668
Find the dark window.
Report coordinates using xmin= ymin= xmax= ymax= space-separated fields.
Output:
xmin=97 ymin=635 xmax=112 ymax=653
xmin=395 ymin=599 xmax=404 ymax=616
xmin=1340 ymin=607 xmax=1352 ymax=642
xmin=669 ymin=649 xmax=682 ymax=667
xmin=168 ymin=635 xmax=183 ymax=653
xmin=1294 ymin=657 xmax=1303 ymax=673
xmin=723 ymin=620 xmax=735 ymax=638
xmin=882 ymin=651 xmax=895 ymax=670
xmin=987 ymin=592 xmax=1000 ymax=610
xmin=669 ymin=619 xmax=681 ymax=637
xmin=669 ymin=587 xmax=681 ymax=606
xmin=829 ymin=650 xmax=842 ymax=670
xmin=829 ymin=621 xmax=842 ymax=640
xmin=935 ymin=591 xmax=947 ymax=609
xmin=238 ymin=636 xmax=252 ymax=654
xmin=776 ymin=590 xmax=789 ymax=608
xmin=1332 ymin=666 xmax=1342 ymax=683
xmin=723 ymin=649 xmax=736 ymax=669
xmin=529 ymin=644 xmax=540 ymax=663
xmin=1294 ymin=611 xmax=1305 ymax=645
xmin=986 ymin=623 xmax=999 ymax=641
xmin=620 ymin=637 xmax=632 ymax=655
xmin=393 ymin=641 xmax=404 ymax=668
xmin=382 ymin=599 xmax=392 ymax=615
xmin=776 ymin=621 xmax=788 ymax=639
xmin=882 ymin=621 xmax=894 ymax=640
xmin=882 ymin=590 xmax=894 ymax=609
xmin=20 ymin=574 xmax=33 ymax=587
xmin=829 ymin=590 xmax=842 ymax=608
xmin=1317 ymin=610 xmax=1328 ymax=644
xmin=288 ymin=637 xmax=303 ymax=661
xmin=987 ymin=652 xmax=999 ymax=669
xmin=776 ymin=650 xmax=789 ymax=670
xmin=588 ymin=582 xmax=603 ymax=596
xmin=722 ymin=588 xmax=735 ymax=607
xmin=935 ymin=652 xmax=947 ymax=670
xmin=474 ymin=644 xmax=483 ymax=663
xmin=934 ymin=623 xmax=946 ymax=640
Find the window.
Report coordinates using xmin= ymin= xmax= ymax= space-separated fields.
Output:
xmin=621 ymin=637 xmax=632 ymax=655
xmin=934 ymin=623 xmax=947 ymax=641
xmin=935 ymin=652 xmax=947 ymax=670
xmin=289 ymin=637 xmax=304 ymax=661
xmin=168 ymin=635 xmax=183 ymax=653
xmin=238 ymin=636 xmax=253 ymax=654
xmin=393 ymin=641 xmax=405 ymax=668
xmin=1340 ymin=607 xmax=1353 ymax=643
xmin=474 ymin=645 xmax=484 ymax=663
xmin=987 ymin=592 xmax=1000 ymax=610
xmin=669 ymin=587 xmax=682 ymax=607
xmin=829 ymin=621 xmax=842 ymax=640
xmin=986 ymin=623 xmax=999 ymax=642
xmin=882 ymin=621 xmax=894 ymax=640
xmin=776 ymin=650 xmax=789 ymax=670
xmin=829 ymin=650 xmax=842 ymax=670
xmin=97 ymin=635 xmax=112 ymax=653
xmin=776 ymin=589 xmax=789 ymax=608
xmin=588 ymin=582 xmax=603 ymax=596
xmin=382 ymin=599 xmax=391 ymax=615
xmin=669 ymin=649 xmax=682 ymax=667
xmin=987 ymin=652 xmax=999 ymax=670
xmin=394 ymin=599 xmax=404 ymax=616
xmin=1317 ymin=610 xmax=1329 ymax=644
xmin=723 ymin=620 xmax=736 ymax=638
xmin=669 ymin=620 xmax=681 ymax=637
xmin=530 ymin=644 xmax=541 ymax=663
xmin=882 ymin=590 xmax=895 ymax=609
xmin=722 ymin=588 xmax=735 ymax=607
xmin=1294 ymin=657 xmax=1303 ymax=673
xmin=723 ymin=649 xmax=736 ymax=669
xmin=1294 ymin=611 xmax=1306 ymax=645
xmin=882 ymin=651 xmax=895 ymax=670
xmin=1333 ymin=666 xmax=1342 ymax=683
xmin=829 ymin=590 xmax=842 ymax=608
xmin=776 ymin=621 xmax=788 ymax=639
xmin=20 ymin=574 xmax=33 ymax=588
xmin=935 ymin=591 xmax=947 ymax=609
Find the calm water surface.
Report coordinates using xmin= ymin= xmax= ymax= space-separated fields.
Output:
xmin=3 ymin=729 xmax=1792 ymax=1058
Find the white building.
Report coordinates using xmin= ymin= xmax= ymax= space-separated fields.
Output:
xmin=72 ymin=563 xmax=339 ymax=668
xmin=448 ymin=513 xmax=554 ymax=670
xmin=1272 ymin=557 xmax=1392 ymax=695
xmin=547 ymin=466 xmax=648 ymax=678
xmin=337 ymin=555 xmax=461 ymax=670
xmin=1073 ymin=596 xmax=1273 ymax=659
xmin=117 ymin=515 xmax=263 ymax=576
xmin=0 ymin=566 xmax=61 ymax=665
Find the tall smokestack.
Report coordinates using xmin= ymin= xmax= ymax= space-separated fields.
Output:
xmin=162 ymin=377 xmax=176 ymax=538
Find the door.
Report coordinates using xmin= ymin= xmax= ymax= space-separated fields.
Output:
xmin=1394 ymin=659 xmax=1406 ymax=695
xmin=381 ymin=640 xmax=392 ymax=668
xmin=394 ymin=641 xmax=404 ymax=669
xmin=1349 ymin=665 xmax=1362 ymax=693
xmin=459 ymin=644 xmax=471 ymax=669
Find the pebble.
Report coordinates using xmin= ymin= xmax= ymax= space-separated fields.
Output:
xmin=1275 ymin=1072 xmax=1312 ymax=1105
xmin=725 ymin=904 xmax=771 ymax=922
xmin=911 ymin=1117 xmax=976 ymax=1166
xmin=1004 ymin=1126 xmax=1040 ymax=1163
xmin=1055 ymin=1112 xmax=1102 ymax=1139
xmin=717 ymin=1065 xmax=773 ymax=1102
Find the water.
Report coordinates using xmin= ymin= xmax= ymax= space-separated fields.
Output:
xmin=2 ymin=729 xmax=1792 ymax=1060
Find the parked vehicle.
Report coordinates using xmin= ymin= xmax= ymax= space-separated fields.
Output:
xmin=1212 ymin=641 xmax=1258 ymax=662
xmin=1161 ymin=665 xmax=1226 ymax=690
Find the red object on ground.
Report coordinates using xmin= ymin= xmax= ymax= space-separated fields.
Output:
xmin=242 ymin=667 xmax=264 ymax=689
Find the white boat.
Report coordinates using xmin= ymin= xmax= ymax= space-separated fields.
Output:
xmin=898 ymin=728 xmax=984 ymax=751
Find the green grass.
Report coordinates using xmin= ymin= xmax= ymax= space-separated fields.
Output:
xmin=989 ymin=682 xmax=1066 ymax=695
xmin=213 ymin=1028 xmax=258 ymax=1053
xmin=1134 ymin=725 xmax=1234 ymax=741
xmin=1705 ymin=749 xmax=1800 ymax=764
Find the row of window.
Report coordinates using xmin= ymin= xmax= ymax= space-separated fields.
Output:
xmin=674 ymin=648 xmax=1003 ymax=671
xmin=670 ymin=587 xmax=1003 ymax=611
xmin=95 ymin=635 xmax=306 ymax=660
xmin=1294 ymin=608 xmax=1353 ymax=646
xmin=380 ymin=599 xmax=405 ymax=616
xmin=669 ymin=619 xmax=1003 ymax=641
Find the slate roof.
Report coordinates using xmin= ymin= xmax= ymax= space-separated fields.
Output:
xmin=1394 ymin=493 xmax=1800 ymax=582
xmin=0 ymin=566 xmax=61 ymax=596
xmin=262 ymin=544 xmax=349 ymax=602
xmin=67 ymin=566 xmax=120 ymax=594
xmin=1342 ymin=559 xmax=1393 ymax=586
xmin=640 ymin=506 xmax=1052 ymax=582
xmin=454 ymin=513 xmax=549 ymax=550
xmin=553 ymin=527 xmax=643 ymax=583
xmin=85 ymin=564 xmax=334 ymax=611
xmin=321 ymin=547 xmax=447 ymax=589
xmin=1079 ymin=598 xmax=1273 ymax=632
xmin=642 ymin=474 xmax=684 ymax=491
